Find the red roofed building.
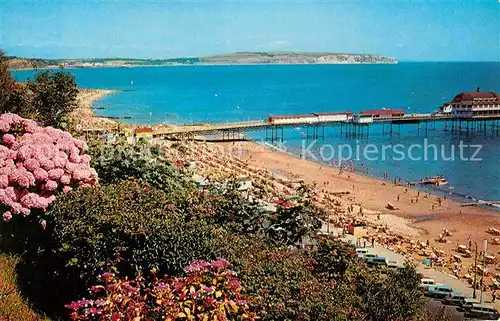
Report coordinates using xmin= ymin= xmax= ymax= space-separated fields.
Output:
xmin=134 ymin=127 xmax=153 ymax=141
xmin=360 ymin=109 xmax=405 ymax=119
xmin=448 ymin=89 xmax=500 ymax=118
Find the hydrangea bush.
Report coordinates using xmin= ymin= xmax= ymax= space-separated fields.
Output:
xmin=0 ymin=113 xmax=98 ymax=223
xmin=66 ymin=258 xmax=259 ymax=321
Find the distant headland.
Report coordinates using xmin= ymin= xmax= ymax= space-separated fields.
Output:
xmin=6 ymin=52 xmax=398 ymax=70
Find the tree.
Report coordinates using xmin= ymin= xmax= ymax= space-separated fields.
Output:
xmin=0 ymin=51 xmax=14 ymax=112
xmin=27 ymin=70 xmax=78 ymax=128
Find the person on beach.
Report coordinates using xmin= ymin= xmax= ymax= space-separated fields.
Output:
xmin=397 ymin=195 xmax=400 ymax=201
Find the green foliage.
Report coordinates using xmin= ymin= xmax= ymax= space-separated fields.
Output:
xmin=88 ymin=138 xmax=194 ymax=193
xmin=0 ymin=51 xmax=14 ymax=111
xmin=309 ymin=237 xmax=358 ymax=279
xmin=216 ymin=231 xmax=428 ymax=321
xmin=355 ymin=264 xmax=426 ymax=321
xmin=4 ymin=84 xmax=37 ymax=119
xmin=214 ymin=233 xmax=355 ymax=320
xmin=46 ymin=181 xmax=218 ymax=279
xmin=26 ymin=70 xmax=78 ymax=128
xmin=206 ymin=182 xmax=324 ymax=246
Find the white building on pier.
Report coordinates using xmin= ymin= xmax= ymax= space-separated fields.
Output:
xmin=445 ymin=89 xmax=500 ymax=118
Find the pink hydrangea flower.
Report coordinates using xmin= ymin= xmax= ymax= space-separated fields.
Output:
xmin=33 ymin=168 xmax=49 ymax=181
xmin=24 ymin=159 xmax=41 ymax=172
xmin=0 ymin=174 xmax=8 ymax=189
xmin=2 ymin=211 xmax=12 ymax=222
xmin=2 ymin=134 xmax=16 ymax=146
xmin=60 ymin=174 xmax=71 ymax=185
xmin=20 ymin=207 xmax=30 ymax=216
xmin=62 ymin=186 xmax=73 ymax=194
xmin=10 ymin=202 xmax=22 ymax=214
xmin=44 ymin=180 xmax=58 ymax=191
xmin=48 ymin=168 xmax=65 ymax=180
xmin=53 ymin=156 xmax=67 ymax=169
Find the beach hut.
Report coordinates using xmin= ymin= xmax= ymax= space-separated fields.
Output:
xmin=347 ymin=223 xmax=368 ymax=238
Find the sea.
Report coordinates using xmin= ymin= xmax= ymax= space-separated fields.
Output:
xmin=12 ymin=62 xmax=500 ymax=204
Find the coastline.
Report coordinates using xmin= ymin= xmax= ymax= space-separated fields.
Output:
xmin=8 ymin=61 xmax=398 ymax=72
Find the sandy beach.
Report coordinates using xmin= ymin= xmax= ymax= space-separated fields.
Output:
xmin=70 ymin=89 xmax=120 ymax=132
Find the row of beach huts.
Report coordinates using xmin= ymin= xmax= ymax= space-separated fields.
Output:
xmin=267 ymin=109 xmax=405 ymax=125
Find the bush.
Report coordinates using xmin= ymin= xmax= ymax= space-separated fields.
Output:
xmin=214 ymin=233 xmax=355 ymax=320
xmin=0 ymin=113 xmax=97 ymax=223
xmin=0 ymin=51 xmax=14 ymax=112
xmin=216 ymin=232 xmax=427 ymax=321
xmin=19 ymin=180 xmax=219 ymax=317
xmin=205 ymin=182 xmax=325 ymax=246
xmin=356 ymin=265 xmax=425 ymax=321
xmin=88 ymin=138 xmax=194 ymax=193
xmin=47 ymin=181 xmax=218 ymax=280
xmin=26 ymin=71 xmax=78 ymax=128
xmin=66 ymin=259 xmax=259 ymax=321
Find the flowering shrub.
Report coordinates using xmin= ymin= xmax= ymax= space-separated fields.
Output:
xmin=0 ymin=113 xmax=98 ymax=222
xmin=66 ymin=258 xmax=259 ymax=321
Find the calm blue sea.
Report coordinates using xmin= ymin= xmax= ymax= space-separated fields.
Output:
xmin=12 ymin=62 xmax=500 ymax=203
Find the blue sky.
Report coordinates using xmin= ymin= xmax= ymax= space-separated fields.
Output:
xmin=0 ymin=0 xmax=498 ymax=61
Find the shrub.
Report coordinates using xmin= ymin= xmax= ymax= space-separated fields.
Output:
xmin=26 ymin=70 xmax=78 ymax=128
xmin=215 ymin=233 xmax=356 ymax=320
xmin=0 ymin=113 xmax=97 ymax=223
xmin=0 ymin=51 xmax=14 ymax=111
xmin=20 ymin=180 xmax=219 ymax=317
xmin=47 ymin=181 xmax=218 ymax=280
xmin=88 ymin=138 xmax=194 ymax=193
xmin=356 ymin=265 xmax=425 ymax=321
xmin=206 ymin=182 xmax=324 ymax=246
xmin=308 ymin=237 xmax=358 ymax=279
xmin=66 ymin=259 xmax=259 ymax=321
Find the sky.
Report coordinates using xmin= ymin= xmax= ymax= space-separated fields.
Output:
xmin=0 ymin=0 xmax=498 ymax=61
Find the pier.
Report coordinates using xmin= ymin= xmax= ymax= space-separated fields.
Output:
xmin=152 ymin=113 xmax=500 ymax=142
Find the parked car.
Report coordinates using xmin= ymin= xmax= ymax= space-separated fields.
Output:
xmin=363 ymin=253 xmax=377 ymax=263
xmin=356 ymin=248 xmax=368 ymax=259
xmin=387 ymin=260 xmax=398 ymax=269
xmin=367 ymin=256 xmax=388 ymax=268
xmin=419 ymin=278 xmax=436 ymax=290
xmin=442 ymin=293 xmax=466 ymax=306
xmin=465 ymin=303 xmax=499 ymax=319
xmin=426 ymin=284 xmax=453 ymax=299
xmin=458 ymin=298 xmax=480 ymax=312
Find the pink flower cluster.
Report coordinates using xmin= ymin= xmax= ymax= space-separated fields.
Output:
xmin=66 ymin=259 xmax=258 ymax=321
xmin=0 ymin=113 xmax=98 ymax=222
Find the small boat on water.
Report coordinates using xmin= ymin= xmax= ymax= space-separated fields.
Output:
xmin=420 ymin=175 xmax=448 ymax=186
